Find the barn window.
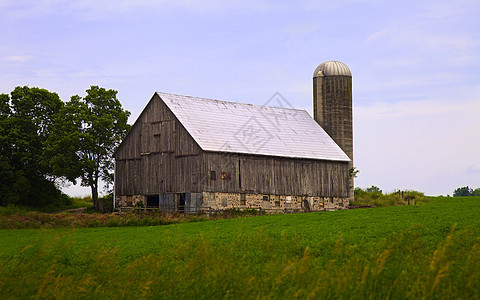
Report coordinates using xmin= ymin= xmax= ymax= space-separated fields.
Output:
xmin=221 ymin=172 xmax=231 ymax=180
xmin=263 ymin=195 xmax=269 ymax=201
xmin=210 ymin=171 xmax=216 ymax=180
xmin=146 ymin=195 xmax=159 ymax=208
xmin=221 ymin=196 xmax=228 ymax=207
xmin=274 ymin=195 xmax=280 ymax=207
xmin=240 ymin=194 xmax=246 ymax=206
xmin=286 ymin=196 xmax=292 ymax=204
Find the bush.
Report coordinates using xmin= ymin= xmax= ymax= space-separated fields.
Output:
xmin=99 ymin=194 xmax=114 ymax=212
xmin=71 ymin=196 xmax=93 ymax=208
xmin=352 ymin=187 xmax=429 ymax=207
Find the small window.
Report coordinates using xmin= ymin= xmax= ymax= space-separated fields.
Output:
xmin=221 ymin=196 xmax=228 ymax=207
xmin=221 ymin=172 xmax=231 ymax=180
xmin=263 ymin=195 xmax=269 ymax=202
xmin=286 ymin=196 xmax=292 ymax=204
xmin=240 ymin=194 xmax=246 ymax=206
xmin=210 ymin=171 xmax=216 ymax=180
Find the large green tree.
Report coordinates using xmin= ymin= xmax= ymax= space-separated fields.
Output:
xmin=0 ymin=87 xmax=66 ymax=207
xmin=48 ymin=86 xmax=130 ymax=210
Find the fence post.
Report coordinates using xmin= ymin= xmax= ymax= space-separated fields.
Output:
xmin=259 ymin=207 xmax=263 ymax=216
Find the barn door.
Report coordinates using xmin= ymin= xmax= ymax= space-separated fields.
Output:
xmin=177 ymin=193 xmax=186 ymax=213
xmin=159 ymin=194 xmax=174 ymax=213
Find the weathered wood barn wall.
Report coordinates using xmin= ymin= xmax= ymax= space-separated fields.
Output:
xmin=114 ymin=95 xmax=202 ymax=196
xmin=114 ymin=94 xmax=349 ymax=198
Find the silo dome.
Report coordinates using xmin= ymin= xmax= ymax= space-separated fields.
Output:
xmin=313 ymin=61 xmax=351 ymax=77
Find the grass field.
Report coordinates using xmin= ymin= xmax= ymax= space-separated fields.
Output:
xmin=0 ymin=196 xmax=479 ymax=299
xmin=0 ymin=196 xmax=93 ymax=216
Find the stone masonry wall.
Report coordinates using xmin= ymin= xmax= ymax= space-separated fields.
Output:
xmin=202 ymin=192 xmax=348 ymax=212
xmin=115 ymin=193 xmax=349 ymax=211
xmin=115 ymin=195 xmax=146 ymax=208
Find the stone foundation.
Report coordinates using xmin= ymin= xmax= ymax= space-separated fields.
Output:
xmin=115 ymin=192 xmax=349 ymax=212
xmin=115 ymin=195 xmax=146 ymax=207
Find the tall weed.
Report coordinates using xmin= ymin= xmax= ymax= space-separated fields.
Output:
xmin=1 ymin=225 xmax=479 ymax=299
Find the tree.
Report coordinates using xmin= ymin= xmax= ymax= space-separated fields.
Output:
xmin=473 ymin=188 xmax=480 ymax=196
xmin=349 ymin=167 xmax=359 ymax=178
xmin=453 ymin=186 xmax=473 ymax=197
xmin=0 ymin=87 xmax=66 ymax=207
xmin=366 ymin=185 xmax=382 ymax=194
xmin=48 ymin=86 xmax=130 ymax=210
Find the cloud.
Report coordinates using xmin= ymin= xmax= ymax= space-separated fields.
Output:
xmin=366 ymin=28 xmax=391 ymax=42
xmin=0 ymin=0 xmax=280 ymax=21
xmin=468 ymin=164 xmax=480 ymax=173
xmin=355 ymin=98 xmax=474 ymax=120
xmin=5 ymin=55 xmax=32 ymax=62
xmin=284 ymin=22 xmax=321 ymax=36
xmin=421 ymin=0 xmax=478 ymax=19
xmin=354 ymin=98 xmax=480 ymax=195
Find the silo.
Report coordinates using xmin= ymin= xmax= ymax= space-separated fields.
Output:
xmin=313 ymin=61 xmax=354 ymax=199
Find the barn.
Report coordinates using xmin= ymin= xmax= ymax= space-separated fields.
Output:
xmin=113 ymin=61 xmax=353 ymax=212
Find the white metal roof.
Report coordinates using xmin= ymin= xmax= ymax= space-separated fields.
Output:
xmin=157 ymin=92 xmax=350 ymax=162
xmin=313 ymin=61 xmax=351 ymax=77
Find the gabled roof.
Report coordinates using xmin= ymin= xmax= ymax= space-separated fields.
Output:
xmin=157 ymin=92 xmax=350 ymax=162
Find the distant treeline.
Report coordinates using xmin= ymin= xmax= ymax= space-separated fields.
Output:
xmin=353 ymin=186 xmax=430 ymax=207
xmin=0 ymin=86 xmax=130 ymax=210
xmin=453 ymin=186 xmax=480 ymax=197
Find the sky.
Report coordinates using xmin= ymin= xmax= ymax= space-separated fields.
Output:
xmin=1 ymin=0 xmax=479 ymax=196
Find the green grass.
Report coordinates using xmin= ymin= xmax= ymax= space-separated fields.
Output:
xmin=70 ymin=195 xmax=93 ymax=209
xmin=0 ymin=195 xmax=92 ymax=216
xmin=0 ymin=208 xmax=261 ymax=229
xmin=0 ymin=196 xmax=479 ymax=299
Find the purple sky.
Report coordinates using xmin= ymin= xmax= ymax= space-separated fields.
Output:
xmin=1 ymin=0 xmax=479 ymax=196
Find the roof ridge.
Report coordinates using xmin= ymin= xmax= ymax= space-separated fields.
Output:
xmin=155 ymin=91 xmax=308 ymax=113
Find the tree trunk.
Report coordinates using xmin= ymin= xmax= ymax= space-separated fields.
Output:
xmin=91 ymin=184 xmax=99 ymax=210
